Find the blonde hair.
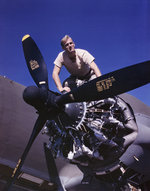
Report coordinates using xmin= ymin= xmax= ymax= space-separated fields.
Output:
xmin=61 ymin=35 xmax=72 ymax=48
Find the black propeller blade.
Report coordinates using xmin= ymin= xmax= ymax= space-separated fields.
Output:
xmin=44 ymin=143 xmax=65 ymax=191
xmin=22 ymin=34 xmax=49 ymax=90
xmin=56 ymin=60 xmax=150 ymax=104
xmin=5 ymin=114 xmax=47 ymax=191
xmin=5 ymin=35 xmax=50 ymax=190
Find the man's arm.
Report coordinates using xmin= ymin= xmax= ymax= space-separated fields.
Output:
xmin=52 ymin=65 xmax=70 ymax=92
xmin=90 ymin=61 xmax=102 ymax=77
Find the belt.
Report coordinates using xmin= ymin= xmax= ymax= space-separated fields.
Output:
xmin=77 ymin=69 xmax=94 ymax=80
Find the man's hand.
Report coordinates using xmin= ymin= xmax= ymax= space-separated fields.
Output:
xmin=60 ymin=86 xmax=71 ymax=93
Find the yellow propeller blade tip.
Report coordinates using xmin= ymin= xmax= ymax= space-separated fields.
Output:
xmin=22 ymin=34 xmax=30 ymax=42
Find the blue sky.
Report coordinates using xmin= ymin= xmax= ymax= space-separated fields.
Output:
xmin=0 ymin=0 xmax=150 ymax=105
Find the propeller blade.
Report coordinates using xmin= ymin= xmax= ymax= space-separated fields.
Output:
xmin=56 ymin=60 xmax=150 ymax=104
xmin=5 ymin=114 xmax=47 ymax=191
xmin=44 ymin=143 xmax=65 ymax=191
xmin=22 ymin=34 xmax=49 ymax=89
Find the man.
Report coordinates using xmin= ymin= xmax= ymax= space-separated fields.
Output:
xmin=52 ymin=35 xmax=101 ymax=92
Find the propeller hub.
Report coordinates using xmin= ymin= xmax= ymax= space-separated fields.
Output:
xmin=23 ymin=86 xmax=48 ymax=110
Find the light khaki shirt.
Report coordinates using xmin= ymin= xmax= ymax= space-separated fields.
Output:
xmin=54 ymin=49 xmax=95 ymax=77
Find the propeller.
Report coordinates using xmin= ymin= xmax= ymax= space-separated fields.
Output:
xmin=56 ymin=60 xmax=150 ymax=105
xmin=6 ymin=34 xmax=150 ymax=190
xmin=5 ymin=34 xmax=63 ymax=191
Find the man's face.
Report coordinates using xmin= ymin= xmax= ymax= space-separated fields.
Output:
xmin=63 ymin=38 xmax=75 ymax=54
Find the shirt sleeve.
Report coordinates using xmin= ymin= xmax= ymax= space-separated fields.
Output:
xmin=82 ymin=50 xmax=95 ymax=65
xmin=54 ymin=52 xmax=63 ymax=68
